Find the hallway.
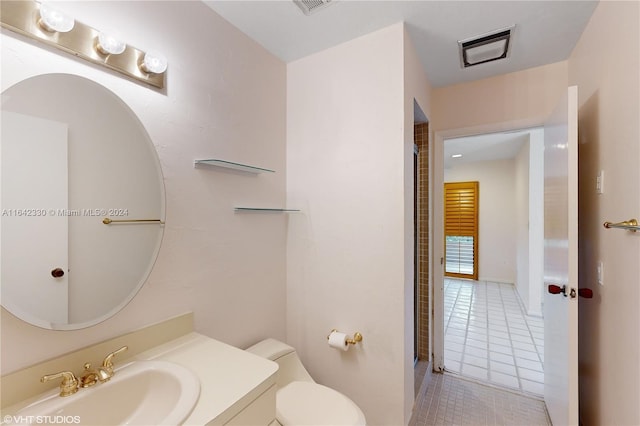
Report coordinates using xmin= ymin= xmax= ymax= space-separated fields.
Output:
xmin=444 ymin=279 xmax=544 ymax=395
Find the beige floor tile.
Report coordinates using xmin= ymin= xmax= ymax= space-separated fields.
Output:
xmin=410 ymin=372 xmax=550 ymax=426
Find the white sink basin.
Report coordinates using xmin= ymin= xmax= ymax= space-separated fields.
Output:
xmin=10 ymin=360 xmax=200 ymax=425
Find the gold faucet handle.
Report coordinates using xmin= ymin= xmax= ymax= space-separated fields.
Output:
xmin=102 ymin=345 xmax=128 ymax=372
xmin=41 ymin=371 xmax=79 ymax=397
xmin=80 ymin=363 xmax=99 ymax=388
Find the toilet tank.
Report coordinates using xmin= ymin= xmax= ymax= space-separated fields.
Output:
xmin=245 ymin=338 xmax=314 ymax=387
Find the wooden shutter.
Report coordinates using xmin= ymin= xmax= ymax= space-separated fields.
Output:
xmin=444 ymin=182 xmax=478 ymax=279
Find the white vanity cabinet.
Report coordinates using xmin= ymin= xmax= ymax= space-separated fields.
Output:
xmin=223 ymin=384 xmax=276 ymax=425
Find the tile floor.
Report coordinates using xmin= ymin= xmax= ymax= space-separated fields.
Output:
xmin=409 ymin=371 xmax=551 ymax=426
xmin=444 ymin=278 xmax=545 ymax=396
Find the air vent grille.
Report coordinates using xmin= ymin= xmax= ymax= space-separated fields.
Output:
xmin=293 ymin=0 xmax=334 ymax=15
xmin=458 ymin=26 xmax=515 ymax=68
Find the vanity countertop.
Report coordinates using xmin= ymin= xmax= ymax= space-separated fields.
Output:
xmin=136 ymin=332 xmax=278 ymax=425
xmin=2 ymin=332 xmax=278 ymax=425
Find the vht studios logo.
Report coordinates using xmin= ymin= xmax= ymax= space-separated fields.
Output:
xmin=3 ymin=415 xmax=81 ymax=425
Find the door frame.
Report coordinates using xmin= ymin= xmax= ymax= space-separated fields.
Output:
xmin=432 ymin=117 xmax=545 ymax=371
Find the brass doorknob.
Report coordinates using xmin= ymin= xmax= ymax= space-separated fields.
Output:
xmin=51 ymin=268 xmax=65 ymax=278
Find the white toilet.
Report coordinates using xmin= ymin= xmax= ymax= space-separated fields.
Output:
xmin=246 ymin=338 xmax=366 ymax=426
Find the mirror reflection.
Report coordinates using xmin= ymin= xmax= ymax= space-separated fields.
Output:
xmin=1 ymin=74 xmax=165 ymax=330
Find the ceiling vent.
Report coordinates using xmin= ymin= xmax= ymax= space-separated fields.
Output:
xmin=293 ymin=0 xmax=335 ymax=16
xmin=458 ymin=26 xmax=515 ymax=68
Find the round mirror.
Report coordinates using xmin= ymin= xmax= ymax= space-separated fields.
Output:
xmin=1 ymin=74 xmax=165 ymax=330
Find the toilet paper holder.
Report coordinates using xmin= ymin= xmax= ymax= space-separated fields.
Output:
xmin=327 ymin=329 xmax=363 ymax=345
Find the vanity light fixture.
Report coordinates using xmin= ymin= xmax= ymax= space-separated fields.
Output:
xmin=0 ymin=1 xmax=166 ymax=89
xmin=140 ymin=51 xmax=168 ymax=74
xmin=38 ymin=2 xmax=75 ymax=33
xmin=451 ymin=154 xmax=463 ymax=158
xmin=96 ymin=32 xmax=127 ymax=55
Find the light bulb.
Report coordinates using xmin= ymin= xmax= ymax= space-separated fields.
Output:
xmin=96 ymin=32 xmax=126 ymax=55
xmin=140 ymin=51 xmax=168 ymax=74
xmin=38 ymin=2 xmax=75 ymax=33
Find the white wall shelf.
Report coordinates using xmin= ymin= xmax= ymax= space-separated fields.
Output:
xmin=234 ymin=208 xmax=300 ymax=213
xmin=194 ymin=159 xmax=275 ymax=174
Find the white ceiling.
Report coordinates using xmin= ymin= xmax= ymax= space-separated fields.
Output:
xmin=444 ymin=130 xmax=534 ymax=168
xmin=205 ymin=0 xmax=598 ymax=87
xmin=205 ymin=1 xmax=595 ymax=164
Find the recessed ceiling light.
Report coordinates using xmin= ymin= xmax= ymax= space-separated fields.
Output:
xmin=459 ymin=26 xmax=514 ymax=68
xmin=452 ymin=154 xmax=463 ymax=158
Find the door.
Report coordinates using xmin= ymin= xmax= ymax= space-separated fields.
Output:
xmin=543 ymin=86 xmax=578 ymax=425
xmin=1 ymin=111 xmax=69 ymax=324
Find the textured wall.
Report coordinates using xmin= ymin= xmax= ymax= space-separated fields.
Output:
xmin=1 ymin=1 xmax=287 ymax=374
xmin=568 ymin=1 xmax=640 ymax=424
xmin=287 ymin=23 xmax=429 ymax=425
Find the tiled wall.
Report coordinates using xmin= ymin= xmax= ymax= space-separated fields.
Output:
xmin=414 ymin=122 xmax=429 ymax=360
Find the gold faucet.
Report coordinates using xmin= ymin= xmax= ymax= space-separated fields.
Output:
xmin=42 ymin=346 xmax=129 ymax=396
xmin=79 ymin=363 xmax=101 ymax=388
xmin=80 ymin=345 xmax=128 ymax=386
xmin=40 ymin=371 xmax=79 ymax=397
xmin=98 ymin=345 xmax=128 ymax=382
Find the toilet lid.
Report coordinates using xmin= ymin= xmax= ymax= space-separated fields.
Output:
xmin=277 ymin=381 xmax=366 ymax=426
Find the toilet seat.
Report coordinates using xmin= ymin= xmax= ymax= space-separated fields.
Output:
xmin=276 ymin=381 xmax=366 ymax=426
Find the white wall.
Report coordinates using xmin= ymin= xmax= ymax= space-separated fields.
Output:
xmin=527 ymin=129 xmax=544 ymax=316
xmin=514 ymin=128 xmax=544 ymax=317
xmin=1 ymin=1 xmax=287 ymax=373
xmin=287 ymin=22 xmax=431 ymax=426
xmin=515 ymin=137 xmax=531 ymax=308
xmin=568 ymin=1 xmax=640 ymax=424
xmin=444 ymin=158 xmax=517 ymax=283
